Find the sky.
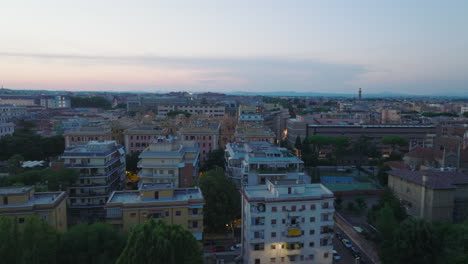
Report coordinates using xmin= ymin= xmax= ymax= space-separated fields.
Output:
xmin=1 ymin=0 xmax=467 ymax=95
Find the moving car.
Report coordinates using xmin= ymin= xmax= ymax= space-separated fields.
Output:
xmin=210 ymin=246 xmax=226 ymax=253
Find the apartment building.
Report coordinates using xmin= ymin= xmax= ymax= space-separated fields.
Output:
xmin=180 ymin=123 xmax=220 ymax=163
xmin=138 ymin=138 xmax=199 ymax=188
xmin=225 ymin=141 xmax=304 ymax=187
xmin=235 ymin=124 xmax=276 ymax=144
xmin=106 ymin=183 xmax=204 ymax=240
xmin=381 ymin=109 xmax=401 ymax=124
xmin=0 ymin=121 xmax=14 ymax=139
xmin=62 ymin=141 xmax=126 ymax=224
xmin=0 ymin=186 xmax=67 ymax=231
xmin=39 ymin=95 xmax=71 ymax=109
xmin=388 ymin=169 xmax=468 ymax=223
xmin=0 ymin=104 xmax=27 ymax=122
xmin=64 ymin=126 xmax=113 ymax=147
xmin=123 ymin=125 xmax=168 ymax=154
xmin=241 ymin=179 xmax=335 ymax=264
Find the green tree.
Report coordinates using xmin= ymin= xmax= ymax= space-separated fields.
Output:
xmin=200 ymin=148 xmax=225 ymax=172
xmin=7 ymin=154 xmax=24 ymax=175
xmin=352 ymin=136 xmax=380 ymax=167
xmin=71 ymin=96 xmax=112 ymax=109
xmin=167 ymin=110 xmax=191 ymax=118
xmin=307 ymin=135 xmax=332 ymax=154
xmin=116 ymin=219 xmax=202 ymax=264
xmin=381 ymin=135 xmax=408 ymax=153
xmin=125 ymin=151 xmax=141 ymax=173
xmin=0 ymin=217 xmax=21 ymax=263
xmin=58 ymin=223 xmax=127 ymax=264
xmin=20 ymin=216 xmax=60 ymax=264
xmin=199 ymin=167 xmax=240 ymax=233
xmin=330 ymin=136 xmax=349 ymax=166
xmin=294 ymin=135 xmax=302 ymax=151
xmin=463 ymin=112 xmax=468 ymax=118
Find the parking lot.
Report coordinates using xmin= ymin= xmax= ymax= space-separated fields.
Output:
xmin=333 ymin=227 xmax=372 ymax=264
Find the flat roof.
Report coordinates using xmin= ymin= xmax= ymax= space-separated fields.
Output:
xmin=0 ymin=186 xmax=33 ymax=195
xmin=107 ymin=188 xmax=204 ymax=204
xmin=243 ymin=181 xmax=333 ymax=201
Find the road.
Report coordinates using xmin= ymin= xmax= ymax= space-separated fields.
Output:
xmin=333 ymin=227 xmax=372 ymax=264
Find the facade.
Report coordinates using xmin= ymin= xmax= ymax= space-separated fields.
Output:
xmin=241 ymin=180 xmax=335 ymax=264
xmin=180 ymin=123 xmax=220 ymax=163
xmin=312 ymin=112 xmax=371 ymax=125
xmin=225 ymin=141 xmax=304 ymax=187
xmin=62 ymin=141 xmax=126 ymax=224
xmin=235 ymin=124 xmax=276 ymax=144
xmin=306 ymin=124 xmax=437 ymax=150
xmin=0 ymin=186 xmax=67 ymax=231
xmin=0 ymin=95 xmax=38 ymax=106
xmin=106 ymin=183 xmax=204 ymax=240
xmin=138 ymin=138 xmax=199 ymax=188
xmin=388 ymin=169 xmax=468 ymax=223
xmin=124 ymin=125 xmax=168 ymax=154
xmin=0 ymin=121 xmax=14 ymax=138
xmin=64 ymin=126 xmax=113 ymax=147
xmin=0 ymin=104 xmax=27 ymax=122
xmin=39 ymin=95 xmax=71 ymax=109
xmin=381 ymin=109 xmax=401 ymax=124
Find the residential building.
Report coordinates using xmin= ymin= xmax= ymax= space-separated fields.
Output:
xmin=138 ymin=138 xmax=199 ymax=188
xmin=158 ymin=104 xmax=225 ymax=117
xmin=180 ymin=123 xmax=220 ymax=163
xmin=39 ymin=95 xmax=71 ymax=109
xmin=62 ymin=141 xmax=126 ymax=224
xmin=241 ymin=179 xmax=335 ymax=264
xmin=106 ymin=183 xmax=204 ymax=240
xmin=0 ymin=104 xmax=27 ymax=122
xmin=64 ymin=126 xmax=113 ymax=147
xmin=381 ymin=109 xmax=401 ymax=124
xmin=0 ymin=186 xmax=67 ymax=231
xmin=124 ymin=125 xmax=168 ymax=154
xmin=0 ymin=121 xmax=14 ymax=138
xmin=235 ymin=124 xmax=276 ymax=144
xmin=225 ymin=141 xmax=304 ymax=187
xmin=388 ymin=169 xmax=468 ymax=223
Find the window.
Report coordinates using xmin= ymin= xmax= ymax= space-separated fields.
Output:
xmin=18 ymin=218 xmax=25 ymax=224
xmin=324 ymin=252 xmax=329 ymax=258
xmin=192 ymin=208 xmax=198 ymax=215
xmin=282 ymin=206 xmax=286 ymax=212
xmin=301 ymin=205 xmax=306 ymax=211
xmin=270 ymin=258 xmax=276 ymax=263
xmin=271 ymin=219 xmax=277 ymax=225
xmin=322 ymin=202 xmax=329 ymax=209
xmin=272 ymin=206 xmax=277 ymax=212
xmin=309 ymin=242 xmax=314 ymax=247
xmin=253 ymin=244 xmax=264 ymax=251
xmin=271 ymin=232 xmax=276 ymax=238
xmin=288 ymin=187 xmax=292 ymax=194
xmin=310 ymin=217 xmax=315 ymax=222
xmin=165 ymin=211 xmax=169 ymax=217
xmin=255 ymin=259 xmax=260 ymax=264
xmin=192 ymin=221 xmax=198 ymax=228
xmin=309 ymin=229 xmax=315 ymax=235
xmin=281 ymin=257 xmax=285 ymax=262
xmin=310 ymin=204 xmax=316 ymax=210
xmin=130 ymin=213 xmax=137 ymax=218
xmin=322 ymin=214 xmax=329 ymax=221
xmin=3 ymin=196 xmax=8 ymax=205
xmin=176 ymin=211 xmax=181 ymax=216
xmin=291 ymin=205 xmax=296 ymax=211
xmin=154 ymin=191 xmax=159 ymax=199
xmin=308 ymin=255 xmax=314 ymax=260
xmin=271 ymin=244 xmax=276 ymax=249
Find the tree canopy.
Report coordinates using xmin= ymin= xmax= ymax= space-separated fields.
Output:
xmin=70 ymin=96 xmax=112 ymax=109
xmin=116 ymin=219 xmax=202 ymax=264
xmin=200 ymin=148 xmax=225 ymax=172
xmin=0 ymin=168 xmax=79 ymax=191
xmin=199 ymin=167 xmax=240 ymax=233
xmin=166 ymin=110 xmax=191 ymax=118
xmin=125 ymin=151 xmax=141 ymax=173
xmin=381 ymin=135 xmax=408 ymax=152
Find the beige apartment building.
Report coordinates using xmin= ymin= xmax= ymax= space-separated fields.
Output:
xmin=106 ymin=183 xmax=204 ymax=240
xmin=388 ymin=169 xmax=468 ymax=222
xmin=0 ymin=186 xmax=68 ymax=231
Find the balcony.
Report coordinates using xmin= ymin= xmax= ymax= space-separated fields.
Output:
xmin=138 ymin=172 xmax=177 ymax=179
xmin=287 ymin=227 xmax=302 ymax=237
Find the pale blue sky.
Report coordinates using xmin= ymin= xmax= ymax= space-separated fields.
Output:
xmin=1 ymin=0 xmax=467 ymax=95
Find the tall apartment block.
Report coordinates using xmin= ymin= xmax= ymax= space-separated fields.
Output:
xmin=225 ymin=141 xmax=304 ymax=187
xmin=138 ymin=138 xmax=199 ymax=188
xmin=106 ymin=183 xmax=204 ymax=240
xmin=241 ymin=180 xmax=335 ymax=264
xmin=180 ymin=123 xmax=220 ymax=163
xmin=62 ymin=141 xmax=126 ymax=224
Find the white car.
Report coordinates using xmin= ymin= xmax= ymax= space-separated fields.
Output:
xmin=342 ymin=239 xmax=352 ymax=248
xmin=333 ymin=250 xmax=341 ymax=261
xmin=230 ymin=243 xmax=241 ymax=251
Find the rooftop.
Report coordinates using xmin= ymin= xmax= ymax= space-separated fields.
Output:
xmin=107 ymin=188 xmax=204 ymax=204
xmin=62 ymin=141 xmax=123 ymax=156
xmin=242 ymin=180 xmax=333 ymax=201
xmin=0 ymin=186 xmax=33 ymax=195
xmin=388 ymin=169 xmax=468 ymax=189
xmin=308 ymin=124 xmax=436 ymax=128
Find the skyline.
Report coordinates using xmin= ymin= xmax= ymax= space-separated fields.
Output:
xmin=1 ymin=0 xmax=467 ymax=95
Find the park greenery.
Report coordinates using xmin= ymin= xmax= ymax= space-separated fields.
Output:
xmin=117 ymin=219 xmax=202 ymax=264
xmin=166 ymin=110 xmax=192 ymax=118
xmin=0 ymin=216 xmax=127 ymax=264
xmin=463 ymin=112 xmax=468 ymax=118
xmin=200 ymin=148 xmax=225 ymax=172
xmin=70 ymin=96 xmax=112 ymax=109
xmin=0 ymin=167 xmax=79 ymax=191
xmin=0 ymin=121 xmax=65 ymax=161
xmin=199 ymin=167 xmax=240 ymax=233
xmin=125 ymin=151 xmax=141 ymax=173
xmin=380 ymin=135 xmax=408 ymax=153
xmin=368 ymin=188 xmax=468 ymax=264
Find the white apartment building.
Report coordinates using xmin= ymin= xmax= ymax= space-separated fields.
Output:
xmin=0 ymin=121 xmax=14 ymax=138
xmin=62 ymin=140 xmax=126 ymax=224
xmin=225 ymin=141 xmax=304 ymax=187
xmin=241 ymin=180 xmax=335 ymax=264
xmin=0 ymin=104 xmax=27 ymax=122
xmin=138 ymin=138 xmax=199 ymax=188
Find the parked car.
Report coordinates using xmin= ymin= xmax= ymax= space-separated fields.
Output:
xmin=210 ymin=246 xmax=226 ymax=253
xmin=342 ymin=239 xmax=352 ymax=248
xmin=230 ymin=244 xmax=241 ymax=251
xmin=350 ymin=246 xmax=361 ymax=259
xmin=335 ymin=232 xmax=344 ymax=240
xmin=333 ymin=250 xmax=341 ymax=261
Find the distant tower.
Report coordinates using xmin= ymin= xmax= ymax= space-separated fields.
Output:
xmin=358 ymin=88 xmax=362 ymax=100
